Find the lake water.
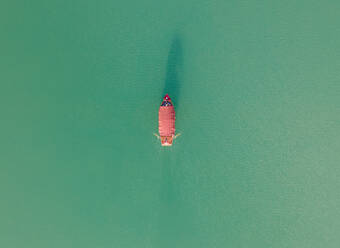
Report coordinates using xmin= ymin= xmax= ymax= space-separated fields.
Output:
xmin=1 ymin=0 xmax=340 ymax=247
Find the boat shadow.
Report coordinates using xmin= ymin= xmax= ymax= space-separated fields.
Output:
xmin=162 ymin=35 xmax=183 ymax=107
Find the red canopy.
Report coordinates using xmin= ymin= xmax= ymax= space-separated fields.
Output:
xmin=158 ymin=105 xmax=175 ymax=137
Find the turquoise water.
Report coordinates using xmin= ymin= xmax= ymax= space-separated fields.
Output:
xmin=1 ymin=0 xmax=340 ymax=247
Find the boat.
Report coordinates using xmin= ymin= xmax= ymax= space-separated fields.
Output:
xmin=157 ymin=94 xmax=176 ymax=146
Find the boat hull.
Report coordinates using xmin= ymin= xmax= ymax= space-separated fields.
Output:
xmin=158 ymin=94 xmax=175 ymax=146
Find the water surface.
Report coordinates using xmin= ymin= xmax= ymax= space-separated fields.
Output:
xmin=1 ymin=0 xmax=340 ymax=247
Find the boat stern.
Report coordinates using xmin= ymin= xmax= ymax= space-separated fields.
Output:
xmin=160 ymin=136 xmax=173 ymax=146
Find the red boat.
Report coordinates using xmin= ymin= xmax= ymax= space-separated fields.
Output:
xmin=156 ymin=94 xmax=177 ymax=146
